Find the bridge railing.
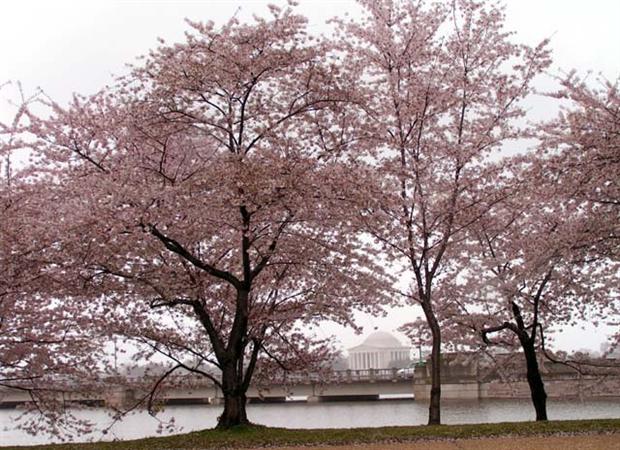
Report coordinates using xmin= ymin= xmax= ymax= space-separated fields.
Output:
xmin=117 ymin=368 xmax=414 ymax=389
xmin=278 ymin=368 xmax=412 ymax=385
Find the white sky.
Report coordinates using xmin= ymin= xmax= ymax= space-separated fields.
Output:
xmin=1 ymin=0 xmax=619 ymax=353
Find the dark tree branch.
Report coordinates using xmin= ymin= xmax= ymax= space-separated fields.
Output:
xmin=147 ymin=224 xmax=241 ymax=290
xmin=481 ymin=321 xmax=518 ymax=345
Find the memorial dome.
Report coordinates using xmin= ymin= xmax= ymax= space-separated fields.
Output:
xmin=361 ymin=331 xmax=404 ymax=348
xmin=347 ymin=331 xmax=410 ymax=370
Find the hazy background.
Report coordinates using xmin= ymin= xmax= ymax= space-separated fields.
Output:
xmin=1 ymin=0 xmax=618 ymax=354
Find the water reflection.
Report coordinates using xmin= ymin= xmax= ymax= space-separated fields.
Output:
xmin=1 ymin=398 xmax=619 ymax=446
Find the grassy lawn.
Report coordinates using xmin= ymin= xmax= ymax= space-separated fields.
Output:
xmin=2 ymin=419 xmax=620 ymax=450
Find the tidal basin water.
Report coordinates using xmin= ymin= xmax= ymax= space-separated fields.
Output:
xmin=2 ymin=398 xmax=620 ymax=446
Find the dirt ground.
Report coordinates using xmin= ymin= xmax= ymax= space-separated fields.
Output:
xmin=259 ymin=433 xmax=620 ymax=450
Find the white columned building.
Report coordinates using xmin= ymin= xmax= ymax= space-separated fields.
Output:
xmin=347 ymin=331 xmax=411 ymax=370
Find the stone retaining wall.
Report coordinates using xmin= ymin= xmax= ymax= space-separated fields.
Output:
xmin=413 ymin=376 xmax=620 ymax=400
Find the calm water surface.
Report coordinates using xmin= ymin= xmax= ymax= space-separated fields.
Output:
xmin=1 ymin=398 xmax=620 ymax=446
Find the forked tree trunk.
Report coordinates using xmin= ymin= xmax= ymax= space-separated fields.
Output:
xmin=511 ymin=300 xmax=548 ymax=422
xmin=483 ymin=302 xmax=549 ymax=422
xmin=521 ymin=340 xmax=548 ymax=421
xmin=216 ymin=286 xmax=253 ymax=429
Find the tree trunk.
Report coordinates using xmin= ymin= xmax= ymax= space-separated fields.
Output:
xmin=428 ymin=325 xmax=441 ymax=425
xmin=215 ymin=285 xmax=253 ymax=429
xmin=423 ymin=301 xmax=442 ymax=425
xmin=217 ymin=390 xmax=249 ymax=428
xmin=217 ymin=362 xmax=250 ymax=428
xmin=521 ymin=340 xmax=548 ymax=421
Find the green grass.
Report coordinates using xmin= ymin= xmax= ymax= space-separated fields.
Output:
xmin=3 ymin=419 xmax=620 ymax=450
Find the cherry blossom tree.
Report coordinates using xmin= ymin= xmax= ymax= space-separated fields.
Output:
xmin=0 ymin=90 xmax=104 ymax=437
xmin=543 ymin=75 xmax=619 ymax=261
xmin=447 ymin=161 xmax=618 ymax=421
xmin=410 ymin=73 xmax=619 ymax=422
xmin=538 ymin=75 xmax=620 ymax=354
xmin=336 ymin=0 xmax=550 ymax=424
xmin=438 ymin=77 xmax=620 ymax=417
xmin=16 ymin=5 xmax=386 ymax=429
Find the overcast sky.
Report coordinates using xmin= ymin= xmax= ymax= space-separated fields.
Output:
xmin=1 ymin=0 xmax=618 ymax=353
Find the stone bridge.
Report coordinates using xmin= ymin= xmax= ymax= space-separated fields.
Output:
xmin=144 ymin=368 xmax=415 ymax=406
xmin=0 ymin=368 xmax=415 ymax=408
xmin=2 ymin=359 xmax=619 ymax=408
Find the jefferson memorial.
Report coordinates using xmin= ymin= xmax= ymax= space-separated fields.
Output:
xmin=347 ymin=331 xmax=411 ymax=370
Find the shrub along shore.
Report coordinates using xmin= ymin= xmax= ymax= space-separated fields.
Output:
xmin=3 ymin=419 xmax=620 ymax=450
